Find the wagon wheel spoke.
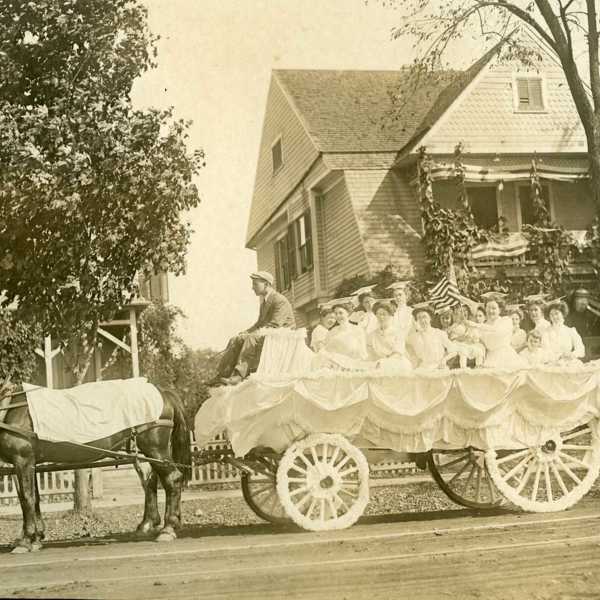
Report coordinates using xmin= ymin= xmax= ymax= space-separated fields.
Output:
xmin=495 ymin=448 xmax=530 ymax=465
xmin=449 ymin=457 xmax=472 ymax=484
xmin=561 ymin=426 xmax=591 ymax=442
xmin=550 ymin=461 xmax=569 ymax=496
xmin=462 ymin=463 xmax=477 ymax=492
xmin=544 ymin=463 xmax=553 ymax=502
xmin=328 ymin=445 xmax=341 ymax=466
xmin=437 ymin=452 xmax=470 ymax=471
xmin=501 ymin=453 xmax=532 ymax=483
xmin=475 ymin=466 xmax=483 ymax=503
xmin=555 ymin=456 xmax=582 ymax=484
xmin=558 ymin=451 xmax=588 ymax=470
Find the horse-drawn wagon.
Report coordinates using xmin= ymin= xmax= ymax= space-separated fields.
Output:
xmin=194 ymin=328 xmax=600 ymax=531
xmin=1 ymin=327 xmax=599 ymax=551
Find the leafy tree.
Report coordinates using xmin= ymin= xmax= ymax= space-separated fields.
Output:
xmin=384 ymin=0 xmax=600 ymax=206
xmin=0 ymin=309 xmax=39 ymax=395
xmin=0 ymin=0 xmax=203 ymax=511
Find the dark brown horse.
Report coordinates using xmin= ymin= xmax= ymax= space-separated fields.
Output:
xmin=0 ymin=384 xmax=191 ymax=553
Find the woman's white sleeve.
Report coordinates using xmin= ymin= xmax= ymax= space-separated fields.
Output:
xmin=571 ymin=327 xmax=585 ymax=358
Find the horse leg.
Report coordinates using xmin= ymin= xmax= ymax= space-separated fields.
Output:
xmin=153 ymin=463 xmax=183 ymax=543
xmin=12 ymin=458 xmax=38 ymax=553
xmin=32 ymin=477 xmax=45 ymax=550
xmin=136 ymin=468 xmax=161 ymax=535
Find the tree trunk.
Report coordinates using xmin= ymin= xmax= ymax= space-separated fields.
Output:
xmin=70 ymin=336 xmax=97 ymax=515
xmin=588 ymin=135 xmax=600 ymax=210
xmin=73 ymin=470 xmax=92 ymax=514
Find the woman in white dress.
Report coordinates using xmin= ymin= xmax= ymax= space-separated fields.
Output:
xmin=526 ymin=299 xmax=551 ymax=336
xmin=354 ymin=292 xmax=378 ymax=334
xmin=408 ymin=308 xmax=456 ymax=370
xmin=467 ymin=300 xmax=526 ymax=369
xmin=509 ymin=308 xmax=527 ymax=352
xmin=544 ymin=302 xmax=585 ymax=365
xmin=367 ymin=302 xmax=412 ymax=371
xmin=312 ymin=302 xmax=368 ymax=370
xmin=310 ymin=307 xmax=336 ymax=352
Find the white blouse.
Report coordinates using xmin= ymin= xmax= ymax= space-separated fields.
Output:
xmin=544 ymin=324 xmax=585 ymax=359
xmin=408 ymin=327 xmax=455 ymax=369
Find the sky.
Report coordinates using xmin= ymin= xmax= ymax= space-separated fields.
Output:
xmin=131 ymin=0 xmax=482 ymax=350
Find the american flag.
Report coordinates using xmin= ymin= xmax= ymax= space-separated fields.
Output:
xmin=429 ymin=276 xmax=461 ymax=311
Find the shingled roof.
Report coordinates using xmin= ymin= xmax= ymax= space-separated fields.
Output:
xmin=274 ymin=43 xmax=503 ymax=155
xmin=274 ymin=69 xmax=453 ymax=154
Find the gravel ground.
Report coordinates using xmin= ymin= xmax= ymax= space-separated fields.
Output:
xmin=1 ymin=479 xmax=598 ymax=547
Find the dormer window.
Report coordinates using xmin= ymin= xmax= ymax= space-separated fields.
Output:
xmin=515 ymin=77 xmax=545 ymax=112
xmin=272 ymin=137 xmax=283 ymax=173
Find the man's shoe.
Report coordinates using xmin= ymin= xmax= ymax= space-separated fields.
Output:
xmin=206 ymin=375 xmax=225 ymax=388
xmin=220 ymin=374 xmax=243 ymax=386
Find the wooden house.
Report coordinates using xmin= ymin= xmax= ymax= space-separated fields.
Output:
xmin=246 ymin=45 xmax=594 ymax=328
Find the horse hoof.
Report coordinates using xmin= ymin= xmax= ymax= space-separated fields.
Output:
xmin=31 ymin=541 xmax=43 ymax=552
xmin=136 ymin=522 xmax=158 ymax=536
xmin=11 ymin=544 xmax=31 ymax=554
xmin=155 ymin=531 xmax=176 ymax=543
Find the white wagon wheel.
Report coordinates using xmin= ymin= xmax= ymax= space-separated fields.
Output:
xmin=276 ymin=433 xmax=369 ymax=531
xmin=428 ymin=448 xmax=506 ymax=510
xmin=486 ymin=421 xmax=600 ymax=512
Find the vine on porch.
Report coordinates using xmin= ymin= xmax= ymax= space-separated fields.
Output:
xmin=416 ymin=144 xmax=489 ymax=293
xmin=520 ymin=157 xmax=575 ymax=296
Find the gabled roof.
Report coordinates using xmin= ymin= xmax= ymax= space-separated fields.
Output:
xmin=274 ymin=42 xmax=501 ymax=156
xmin=273 ymin=69 xmax=456 ymax=154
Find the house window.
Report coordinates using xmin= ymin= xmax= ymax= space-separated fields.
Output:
xmin=294 ymin=210 xmax=313 ymax=273
xmin=274 ymin=235 xmax=291 ymax=291
xmin=515 ymin=77 xmax=544 ymax=111
xmin=272 ymin=138 xmax=283 ymax=173
xmin=468 ymin=186 xmax=499 ymax=230
xmin=273 ymin=210 xmax=314 ymax=289
xmin=519 ymin=184 xmax=551 ymax=227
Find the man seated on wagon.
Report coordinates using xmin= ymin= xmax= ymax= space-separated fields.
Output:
xmin=210 ymin=271 xmax=296 ymax=386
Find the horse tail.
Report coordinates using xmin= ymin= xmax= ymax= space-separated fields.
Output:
xmin=163 ymin=389 xmax=192 ymax=484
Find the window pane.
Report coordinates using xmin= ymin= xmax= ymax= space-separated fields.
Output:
xmin=528 ymin=79 xmax=543 ymax=109
xmin=519 ymin=185 xmax=550 ymax=226
xmin=517 ymin=79 xmax=529 ymax=105
xmin=272 ymin=139 xmax=283 ymax=172
xmin=516 ymin=78 xmax=544 ymax=110
xmin=468 ymin=187 xmax=498 ymax=229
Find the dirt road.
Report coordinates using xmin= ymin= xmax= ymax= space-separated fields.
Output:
xmin=1 ymin=506 xmax=599 ymax=599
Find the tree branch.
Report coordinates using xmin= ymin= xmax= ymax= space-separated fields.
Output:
xmin=558 ymin=0 xmax=574 ymax=53
xmin=535 ymin=0 xmax=595 ymax=132
xmin=586 ymin=0 xmax=600 ymax=109
xmin=493 ymin=0 xmax=558 ymax=51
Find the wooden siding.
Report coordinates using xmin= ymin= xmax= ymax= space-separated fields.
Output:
xmin=322 ymin=176 xmax=370 ymax=294
xmin=344 ymin=170 xmax=423 ymax=279
xmin=246 ymin=75 xmax=320 ymax=245
xmin=421 ymin=59 xmax=586 ymax=155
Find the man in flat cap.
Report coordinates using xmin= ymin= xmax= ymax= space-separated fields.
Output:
xmin=567 ymin=288 xmax=600 ymax=339
xmin=210 ymin=271 xmax=296 ymax=385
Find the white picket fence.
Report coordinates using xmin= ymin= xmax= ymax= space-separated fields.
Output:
xmin=0 ymin=434 xmax=417 ymax=505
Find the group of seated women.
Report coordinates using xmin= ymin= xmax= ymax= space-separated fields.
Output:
xmin=309 ymin=285 xmax=586 ymax=373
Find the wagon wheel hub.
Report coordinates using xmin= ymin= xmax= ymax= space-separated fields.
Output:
xmin=320 ymin=475 xmax=334 ymax=489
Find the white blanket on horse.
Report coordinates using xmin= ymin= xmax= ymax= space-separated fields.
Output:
xmin=24 ymin=378 xmax=164 ymax=444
